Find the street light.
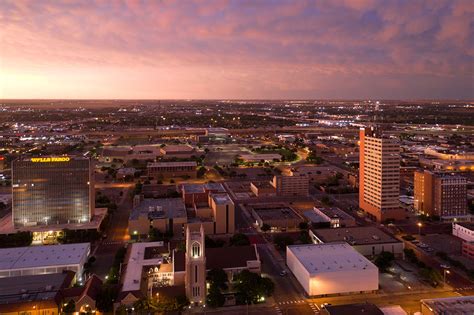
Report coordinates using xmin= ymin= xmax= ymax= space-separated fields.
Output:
xmin=417 ymin=222 xmax=422 ymax=237
xmin=444 ymin=269 xmax=450 ymax=284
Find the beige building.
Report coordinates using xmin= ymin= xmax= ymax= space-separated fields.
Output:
xmin=209 ymin=194 xmax=235 ymax=234
xmin=250 ymin=181 xmax=276 ymax=197
xmin=414 ymin=170 xmax=468 ymax=219
xmin=160 ymin=145 xmax=196 ymax=159
xmin=129 ymin=197 xmax=188 ymax=238
xmin=309 ymin=226 xmax=404 ymax=258
xmin=271 ymin=173 xmax=309 ymax=197
xmin=247 ymin=203 xmax=305 ymax=231
xmin=147 ymin=161 xmax=197 ymax=179
xmin=359 ymin=127 xmax=404 ymax=222
xmin=129 ymin=191 xmax=234 ymax=238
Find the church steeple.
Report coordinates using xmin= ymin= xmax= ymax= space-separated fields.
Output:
xmin=185 ymin=225 xmax=206 ymax=305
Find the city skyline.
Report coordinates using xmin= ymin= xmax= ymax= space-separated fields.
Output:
xmin=1 ymin=0 xmax=473 ymax=100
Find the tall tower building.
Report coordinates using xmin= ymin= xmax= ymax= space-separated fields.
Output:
xmin=12 ymin=156 xmax=94 ymax=227
xmin=414 ymin=170 xmax=468 ymax=219
xmin=185 ymin=225 xmax=206 ymax=306
xmin=359 ymin=127 xmax=404 ymax=222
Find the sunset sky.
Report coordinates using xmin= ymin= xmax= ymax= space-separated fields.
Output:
xmin=0 ymin=0 xmax=473 ymax=100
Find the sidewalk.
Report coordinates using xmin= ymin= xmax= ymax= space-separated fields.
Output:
xmin=183 ymin=300 xmax=274 ymax=314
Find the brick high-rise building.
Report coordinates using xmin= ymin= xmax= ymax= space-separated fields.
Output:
xmin=414 ymin=170 xmax=467 ymax=219
xmin=359 ymin=127 xmax=404 ymax=222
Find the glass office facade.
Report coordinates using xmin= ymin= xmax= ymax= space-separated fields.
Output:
xmin=12 ymin=157 xmax=93 ymax=227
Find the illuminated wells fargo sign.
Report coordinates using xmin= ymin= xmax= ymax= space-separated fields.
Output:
xmin=31 ymin=157 xmax=71 ymax=163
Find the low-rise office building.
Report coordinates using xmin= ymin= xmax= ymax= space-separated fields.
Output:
xmin=0 ymin=243 xmax=90 ymax=279
xmin=271 ymin=173 xmax=309 ymax=197
xmin=452 ymin=222 xmax=474 ymax=260
xmin=147 ymin=161 xmax=197 ymax=179
xmin=304 ymin=207 xmax=356 ymax=228
xmin=129 ymin=197 xmax=188 ymax=238
xmin=208 ymin=194 xmax=235 ymax=235
xmin=160 ymin=145 xmax=196 ymax=159
xmin=130 ymin=188 xmax=235 ymax=238
xmin=250 ymin=181 xmax=276 ymax=197
xmin=247 ymin=203 xmax=304 ymax=231
xmin=286 ymin=243 xmax=378 ymax=297
xmin=414 ymin=170 xmax=468 ymax=220
xmin=240 ymin=153 xmax=282 ymax=162
xmin=310 ymin=226 xmax=404 ymax=257
xmin=420 ymin=296 xmax=474 ymax=315
xmin=181 ymin=183 xmax=226 ymax=207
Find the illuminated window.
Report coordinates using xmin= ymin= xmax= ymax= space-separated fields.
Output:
xmin=192 ymin=242 xmax=201 ymax=258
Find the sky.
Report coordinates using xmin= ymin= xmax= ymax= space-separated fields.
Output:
xmin=0 ymin=0 xmax=473 ymax=100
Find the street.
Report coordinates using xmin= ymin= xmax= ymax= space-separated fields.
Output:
xmin=90 ymin=186 xmax=132 ymax=279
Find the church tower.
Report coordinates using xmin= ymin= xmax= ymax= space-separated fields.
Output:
xmin=185 ymin=225 xmax=206 ymax=305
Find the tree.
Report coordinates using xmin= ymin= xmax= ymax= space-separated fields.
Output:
xmin=233 ymin=270 xmax=274 ymax=305
xmin=404 ymin=248 xmax=418 ymax=264
xmin=299 ymin=222 xmax=309 ymax=230
xmin=273 ymin=235 xmax=294 ymax=250
xmin=96 ymin=285 xmax=118 ymax=312
xmin=62 ymin=299 xmax=76 ymax=314
xmin=207 ymin=285 xmax=225 ymax=307
xmin=419 ymin=267 xmax=442 ymax=287
xmin=298 ymin=231 xmax=312 ymax=244
xmin=229 ymin=233 xmax=250 ymax=246
xmin=0 ymin=231 xmax=33 ymax=248
xmin=206 ymin=269 xmax=228 ymax=308
xmin=197 ymin=166 xmax=207 ymax=178
xmin=207 ymin=268 xmax=228 ymax=290
xmin=205 ymin=236 xmax=226 ymax=248
xmin=133 ymin=298 xmax=152 ymax=313
xmin=374 ymin=251 xmax=395 ymax=272
xmin=321 ymin=195 xmax=333 ymax=205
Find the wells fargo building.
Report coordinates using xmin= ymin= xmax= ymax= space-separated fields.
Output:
xmin=12 ymin=156 xmax=94 ymax=227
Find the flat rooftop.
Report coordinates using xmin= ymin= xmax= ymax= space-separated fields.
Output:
xmin=0 ymin=208 xmax=107 ymax=235
xmin=314 ymin=207 xmax=354 ymax=220
xmin=0 ymin=272 xmax=74 ymax=305
xmin=130 ymin=198 xmax=186 ymax=220
xmin=0 ymin=243 xmax=90 ymax=272
xmin=148 ymin=161 xmax=197 ymax=167
xmin=421 ymin=296 xmax=474 ymax=314
xmin=206 ymin=245 xmax=259 ymax=270
xmin=240 ymin=153 xmax=282 ymax=160
xmin=287 ymin=243 xmax=377 ymax=275
xmin=161 ymin=145 xmax=194 ymax=153
xmin=312 ymin=226 xmax=400 ymax=245
xmin=251 ymin=181 xmax=274 ymax=189
xmin=249 ymin=204 xmax=301 ymax=221
xmin=122 ymin=241 xmax=166 ymax=293
xmin=181 ymin=182 xmax=226 ymax=194
xmin=455 ymin=222 xmax=474 ymax=231
xmin=211 ymin=193 xmax=233 ymax=205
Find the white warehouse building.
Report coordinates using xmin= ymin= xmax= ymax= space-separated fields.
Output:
xmin=286 ymin=243 xmax=378 ymax=297
xmin=0 ymin=243 xmax=90 ymax=279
